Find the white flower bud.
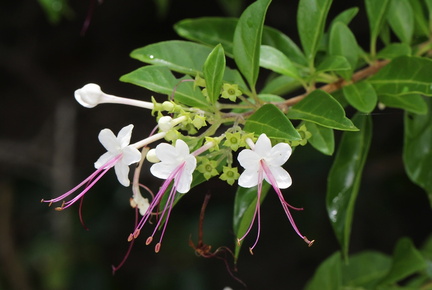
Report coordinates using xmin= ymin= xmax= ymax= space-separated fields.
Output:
xmin=146 ymin=148 xmax=160 ymax=163
xmin=74 ymin=83 xmax=105 ymax=108
xmin=158 ymin=116 xmax=173 ymax=132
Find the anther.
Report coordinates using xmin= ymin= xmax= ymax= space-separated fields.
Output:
xmin=249 ymin=247 xmax=254 ymax=255
xmin=146 ymin=236 xmax=153 ymax=245
xmin=127 ymin=233 xmax=134 ymax=242
xmin=155 ymin=243 xmax=161 ymax=253
xmin=303 ymin=236 xmax=315 ymax=247
xmin=133 ymin=229 xmax=140 ymax=239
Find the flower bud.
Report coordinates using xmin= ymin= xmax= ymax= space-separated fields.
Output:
xmin=74 ymin=83 xmax=105 ymax=108
xmin=146 ymin=149 xmax=160 ymax=163
xmin=158 ymin=116 xmax=173 ymax=132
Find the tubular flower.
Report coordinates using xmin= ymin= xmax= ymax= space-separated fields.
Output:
xmin=75 ymin=83 xmax=154 ymax=109
xmin=129 ymin=139 xmax=197 ymax=252
xmin=42 ymin=125 xmax=141 ymax=210
xmin=237 ymin=133 xmax=313 ymax=253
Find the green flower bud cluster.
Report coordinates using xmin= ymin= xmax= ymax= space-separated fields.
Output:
xmin=290 ymin=124 xmax=312 ymax=147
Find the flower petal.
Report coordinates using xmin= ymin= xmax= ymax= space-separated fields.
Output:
xmin=238 ymin=169 xmax=259 ymax=188
xmin=155 ymin=143 xmax=180 ymax=164
xmin=98 ymin=128 xmax=120 ymax=152
xmin=254 ymin=134 xmax=272 ymax=157
xmin=114 ymin=162 xmax=131 ymax=187
xmin=117 ymin=124 xmax=134 ymax=148
xmin=122 ymin=146 xmax=142 ymax=165
xmin=265 ymin=165 xmax=292 ymax=189
xmin=175 ymin=139 xmax=190 ymax=158
xmin=94 ymin=151 xmax=116 ymax=169
xmin=267 ymin=142 xmax=292 ymax=166
xmin=238 ymin=149 xmax=260 ymax=171
xmin=176 ymin=172 xmax=193 ymax=193
xmin=150 ymin=162 xmax=177 ymax=179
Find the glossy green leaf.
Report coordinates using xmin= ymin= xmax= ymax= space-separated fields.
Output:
xmin=330 ymin=7 xmax=359 ymax=28
xmin=377 ymin=43 xmax=412 ymax=59
xmin=387 ymin=0 xmax=414 ymax=43
xmin=369 ymin=56 xmax=432 ymax=97
xmin=130 ymin=40 xmax=212 ymax=76
xmin=297 ymin=0 xmax=333 ymax=65
xmin=342 ymin=82 xmax=377 ymax=113
xmin=316 ymin=55 xmax=351 ymax=73
xmin=259 ymin=45 xmax=300 ymax=79
xmin=379 ymin=238 xmax=427 ymax=286
xmin=203 ymin=44 xmax=226 ymax=104
xmin=379 ymin=94 xmax=427 ymax=114
xmin=261 ymin=26 xmax=308 ymax=67
xmin=244 ymin=104 xmax=301 ymax=140
xmin=120 ymin=65 xmax=210 ymax=109
xmin=329 ymin=22 xmax=358 ymax=79
xmin=326 ymin=113 xmax=372 ymax=259
xmin=174 ymin=18 xmax=237 ymax=56
xmin=427 ymin=0 xmax=432 ymax=30
xmin=306 ymin=122 xmax=335 ymax=155
xmin=365 ymin=0 xmax=390 ymax=54
xmin=260 ymin=75 xmax=302 ymax=95
xmin=409 ymin=0 xmax=429 ymax=37
xmin=305 ymin=252 xmax=342 ymax=290
xmin=403 ymin=97 xmax=432 ymax=205
xmin=287 ymin=90 xmax=358 ymax=131
xmin=233 ymin=183 xmax=271 ymax=260
xmin=341 ymin=251 xmax=392 ymax=288
xmin=233 ymin=0 xmax=271 ymax=89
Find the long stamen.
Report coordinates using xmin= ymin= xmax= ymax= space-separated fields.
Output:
xmin=41 ymin=154 xmax=122 ymax=208
xmin=260 ymin=160 xmax=314 ymax=246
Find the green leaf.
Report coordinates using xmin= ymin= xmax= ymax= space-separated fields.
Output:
xmin=261 ymin=26 xmax=308 ymax=67
xmin=330 ymin=7 xmax=359 ymax=28
xmin=427 ymin=0 xmax=432 ymax=31
xmin=342 ymin=82 xmax=377 ymax=113
xmin=365 ymin=0 xmax=390 ymax=55
xmin=387 ymin=0 xmax=414 ymax=43
xmin=120 ymin=65 xmax=210 ymax=109
xmin=379 ymin=238 xmax=427 ymax=285
xmin=369 ymin=56 xmax=432 ymax=97
xmin=409 ymin=0 xmax=430 ymax=37
xmin=403 ymin=98 xmax=432 ymax=205
xmin=326 ymin=113 xmax=372 ymax=259
xmin=306 ymin=252 xmax=342 ymax=290
xmin=130 ymin=40 xmax=213 ymax=76
xmin=233 ymin=183 xmax=271 ymax=260
xmin=233 ymin=0 xmax=271 ymax=89
xmin=379 ymin=94 xmax=427 ymax=114
xmin=244 ymin=104 xmax=301 ymax=141
xmin=203 ymin=44 xmax=226 ymax=104
xmin=174 ymin=17 xmax=237 ymax=57
xmin=377 ymin=43 xmax=412 ymax=59
xmin=329 ymin=22 xmax=359 ymax=79
xmin=260 ymin=75 xmax=302 ymax=95
xmin=259 ymin=45 xmax=300 ymax=79
xmin=175 ymin=17 xmax=306 ymax=66
xmin=286 ymin=90 xmax=358 ymax=131
xmin=297 ymin=0 xmax=333 ymax=65
xmin=342 ymin=251 xmax=392 ymax=288
xmin=316 ymin=55 xmax=351 ymax=73
xmin=306 ymin=122 xmax=335 ymax=155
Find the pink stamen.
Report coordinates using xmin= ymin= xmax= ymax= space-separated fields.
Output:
xmin=42 ymin=154 xmax=122 ymax=210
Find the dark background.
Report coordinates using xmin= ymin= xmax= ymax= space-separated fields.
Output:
xmin=1 ymin=0 xmax=431 ymax=289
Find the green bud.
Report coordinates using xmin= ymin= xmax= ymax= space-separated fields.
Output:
xmin=219 ymin=166 xmax=240 ymax=185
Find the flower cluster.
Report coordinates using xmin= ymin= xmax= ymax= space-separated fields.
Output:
xmin=42 ymin=83 xmax=312 ymax=270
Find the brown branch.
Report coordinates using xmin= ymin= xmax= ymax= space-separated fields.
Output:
xmin=278 ymin=59 xmax=390 ymax=109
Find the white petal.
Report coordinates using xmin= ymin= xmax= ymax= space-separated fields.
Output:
xmin=183 ymin=155 xmax=197 ymax=176
xmin=94 ymin=151 xmax=116 ymax=169
xmin=267 ymin=142 xmax=292 ymax=167
xmin=237 ymin=149 xmax=260 ymax=170
xmin=175 ymin=139 xmax=191 ymax=158
xmin=254 ymin=134 xmax=272 ymax=157
xmin=74 ymin=83 xmax=103 ymax=108
xmin=266 ymin=166 xmax=292 ymax=189
xmin=150 ymin=162 xmax=177 ymax=179
xmin=176 ymin=172 xmax=193 ymax=193
xmin=98 ymin=128 xmax=120 ymax=152
xmin=155 ymin=143 xmax=179 ymax=164
xmin=122 ymin=146 xmax=142 ymax=165
xmin=114 ymin=162 xmax=131 ymax=187
xmin=117 ymin=124 xmax=134 ymax=148
xmin=238 ymin=169 xmax=259 ymax=188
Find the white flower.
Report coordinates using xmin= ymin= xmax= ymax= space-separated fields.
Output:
xmin=150 ymin=139 xmax=196 ymax=193
xmin=238 ymin=134 xmax=292 ymax=189
xmin=236 ymin=133 xmax=312 ymax=252
xmin=94 ymin=124 xmax=141 ymax=187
